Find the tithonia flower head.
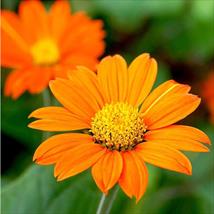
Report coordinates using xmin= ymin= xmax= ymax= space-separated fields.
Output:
xmin=29 ymin=53 xmax=211 ymax=202
xmin=1 ymin=0 xmax=105 ymax=99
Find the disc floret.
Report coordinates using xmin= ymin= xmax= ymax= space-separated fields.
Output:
xmin=31 ymin=38 xmax=59 ymax=66
xmin=91 ymin=102 xmax=147 ymax=151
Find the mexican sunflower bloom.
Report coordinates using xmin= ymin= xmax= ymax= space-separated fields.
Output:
xmin=29 ymin=53 xmax=211 ymax=201
xmin=1 ymin=0 xmax=105 ymax=99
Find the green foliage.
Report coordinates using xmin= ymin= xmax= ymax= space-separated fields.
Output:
xmin=2 ymin=94 xmax=42 ymax=150
xmin=2 ymin=166 xmax=101 ymax=214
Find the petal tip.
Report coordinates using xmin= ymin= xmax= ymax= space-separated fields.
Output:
xmin=49 ymin=80 xmax=55 ymax=88
xmin=140 ymin=53 xmax=150 ymax=58
xmin=28 ymin=112 xmax=34 ymax=118
xmin=56 ymin=177 xmax=63 ymax=182
xmin=27 ymin=122 xmax=33 ymax=128
xmin=201 ymin=146 xmax=210 ymax=152
xmin=207 ymin=139 xmax=212 ymax=145
xmin=32 ymin=155 xmax=37 ymax=162
xmin=185 ymin=166 xmax=192 ymax=176
xmin=27 ymin=121 xmax=41 ymax=130
xmin=135 ymin=196 xmax=142 ymax=204
xmin=11 ymin=93 xmax=19 ymax=100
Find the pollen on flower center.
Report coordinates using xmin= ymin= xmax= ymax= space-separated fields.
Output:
xmin=31 ymin=38 xmax=59 ymax=66
xmin=91 ymin=102 xmax=147 ymax=151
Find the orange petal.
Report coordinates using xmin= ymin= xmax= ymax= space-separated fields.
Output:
xmin=4 ymin=70 xmax=27 ymax=99
xmin=61 ymin=54 xmax=98 ymax=71
xmin=135 ymin=142 xmax=192 ymax=175
xmin=60 ymin=12 xmax=105 ymax=59
xmin=91 ymin=153 xmax=105 ymax=193
xmin=55 ymin=143 xmax=106 ymax=181
xmin=141 ymin=80 xmax=191 ymax=113
xmin=52 ymin=64 xmax=72 ymax=79
xmin=49 ymin=78 xmax=97 ymax=123
xmin=19 ymin=0 xmax=48 ymax=41
xmin=49 ymin=0 xmax=71 ymax=41
xmin=127 ymin=53 xmax=157 ymax=106
xmin=33 ymin=133 xmax=92 ymax=165
xmin=97 ymin=55 xmax=128 ymax=103
xmin=5 ymin=67 xmax=52 ymax=98
xmin=27 ymin=67 xmax=53 ymax=94
xmin=119 ymin=151 xmax=148 ymax=202
xmin=4 ymin=69 xmax=30 ymax=99
xmin=1 ymin=11 xmax=31 ymax=67
xmin=92 ymin=150 xmax=123 ymax=192
xmin=141 ymin=90 xmax=201 ymax=129
xmin=144 ymin=125 xmax=211 ymax=152
xmin=4 ymin=70 xmax=19 ymax=96
xmin=68 ymin=66 xmax=105 ymax=110
xmin=28 ymin=106 xmax=90 ymax=131
xmin=1 ymin=10 xmax=29 ymax=50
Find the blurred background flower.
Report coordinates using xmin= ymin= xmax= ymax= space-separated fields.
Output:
xmin=1 ymin=0 xmax=105 ymax=99
xmin=202 ymin=71 xmax=214 ymax=124
xmin=1 ymin=0 xmax=214 ymax=214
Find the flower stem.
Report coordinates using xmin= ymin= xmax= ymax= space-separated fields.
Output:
xmin=42 ymin=88 xmax=51 ymax=107
xmin=96 ymin=185 xmax=119 ymax=214
xmin=41 ymin=89 xmax=51 ymax=140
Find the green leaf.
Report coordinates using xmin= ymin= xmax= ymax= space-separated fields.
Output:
xmin=1 ymin=163 xmax=161 ymax=214
xmin=1 ymin=165 xmax=102 ymax=214
xmin=1 ymin=94 xmax=42 ymax=150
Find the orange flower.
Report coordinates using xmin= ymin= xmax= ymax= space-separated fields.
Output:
xmin=1 ymin=0 xmax=105 ymax=99
xmin=202 ymin=71 xmax=214 ymax=124
xmin=29 ymin=53 xmax=211 ymax=202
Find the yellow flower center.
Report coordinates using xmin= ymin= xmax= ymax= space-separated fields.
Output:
xmin=31 ymin=38 xmax=59 ymax=66
xmin=91 ymin=102 xmax=147 ymax=151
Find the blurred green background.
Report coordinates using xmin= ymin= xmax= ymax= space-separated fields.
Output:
xmin=1 ymin=0 xmax=214 ymax=213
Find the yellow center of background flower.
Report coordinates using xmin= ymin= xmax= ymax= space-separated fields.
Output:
xmin=31 ymin=38 xmax=59 ymax=66
xmin=91 ymin=102 xmax=147 ymax=151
